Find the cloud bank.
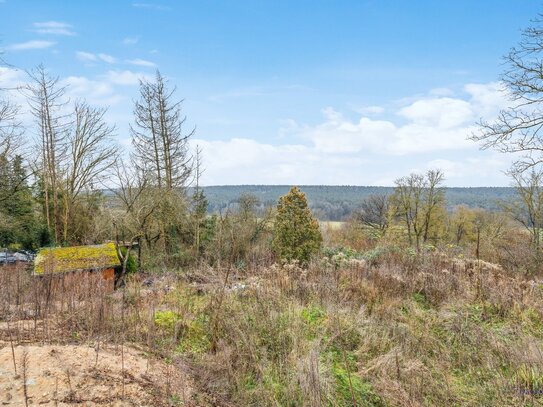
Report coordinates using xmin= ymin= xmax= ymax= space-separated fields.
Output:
xmin=193 ymin=83 xmax=512 ymax=186
xmin=0 ymin=63 xmax=513 ymax=186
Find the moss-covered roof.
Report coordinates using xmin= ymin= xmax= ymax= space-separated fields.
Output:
xmin=34 ymin=243 xmax=120 ymax=275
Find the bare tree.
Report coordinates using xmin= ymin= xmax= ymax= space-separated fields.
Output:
xmin=354 ymin=194 xmax=390 ymax=234
xmin=110 ymin=160 xmax=160 ymax=267
xmin=392 ymin=170 xmax=445 ymax=250
xmin=471 ymin=15 xmax=543 ymax=173
xmin=422 ymin=169 xmax=445 ymax=242
xmin=0 ymin=99 xmax=23 ymax=154
xmin=502 ymin=167 xmax=543 ymax=255
xmin=24 ymin=65 xmax=68 ymax=243
xmin=61 ymin=101 xmax=117 ymax=242
xmin=393 ymin=173 xmax=424 ymax=248
xmin=131 ymin=71 xmax=193 ymax=190
xmin=192 ymin=145 xmax=206 ymax=256
xmin=448 ymin=205 xmax=475 ymax=245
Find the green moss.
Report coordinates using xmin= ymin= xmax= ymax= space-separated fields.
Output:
xmin=34 ymin=242 xmax=120 ymax=274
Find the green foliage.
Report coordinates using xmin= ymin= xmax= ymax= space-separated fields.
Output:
xmin=272 ymin=186 xmax=322 ymax=265
xmin=119 ymin=246 xmax=137 ymax=274
xmin=177 ymin=314 xmax=211 ymax=353
xmin=300 ymin=306 xmax=326 ymax=326
xmin=300 ymin=306 xmax=327 ymax=340
xmin=154 ymin=310 xmax=180 ymax=331
xmin=0 ymin=155 xmax=44 ymax=249
xmin=322 ymin=246 xmax=359 ymax=260
xmin=330 ymin=360 xmax=384 ymax=406
xmin=191 ymin=188 xmax=208 ymax=219
xmin=412 ymin=292 xmax=430 ymax=309
xmin=361 ymin=246 xmax=390 ymax=266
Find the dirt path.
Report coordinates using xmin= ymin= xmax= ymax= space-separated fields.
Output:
xmin=0 ymin=343 xmax=193 ymax=406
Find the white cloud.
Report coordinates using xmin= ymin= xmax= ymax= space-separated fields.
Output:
xmin=390 ymin=123 xmax=477 ymax=155
xmin=76 ymin=52 xmax=117 ymax=64
xmin=0 ymin=67 xmax=28 ymax=106
xmin=33 ymin=21 xmax=75 ymax=36
xmin=192 ymin=82 xmax=513 ymax=185
xmin=0 ymin=67 xmax=143 ymax=153
xmin=104 ymin=70 xmax=150 ymax=86
xmin=425 ymin=156 xmax=505 ymax=181
xmin=62 ymin=69 xmax=151 ymax=105
xmin=0 ymin=67 xmax=37 ymax=128
xmin=354 ymin=105 xmax=385 ymax=115
xmin=398 ymin=97 xmax=473 ymax=128
xmin=192 ymin=138 xmax=367 ymax=185
xmin=122 ymin=37 xmax=139 ymax=45
xmin=6 ymin=40 xmax=55 ymax=51
xmin=464 ymin=82 xmax=508 ymax=119
xmin=0 ymin=66 xmax=25 ymax=87
xmin=285 ymin=83 xmax=507 ymax=157
xmin=0 ymin=68 xmax=514 ymax=186
xmin=76 ymin=51 xmax=97 ymax=62
xmin=132 ymin=3 xmax=170 ymax=11
xmin=62 ymin=75 xmax=124 ymax=106
xmin=306 ymin=108 xmax=395 ymax=154
xmin=98 ymin=53 xmax=117 ymax=64
xmin=126 ymin=58 xmax=156 ymax=67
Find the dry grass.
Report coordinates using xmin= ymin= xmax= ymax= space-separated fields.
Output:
xmin=1 ymin=248 xmax=543 ymax=406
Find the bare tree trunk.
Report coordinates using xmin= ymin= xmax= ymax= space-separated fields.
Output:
xmin=25 ymin=65 xmax=68 ymax=245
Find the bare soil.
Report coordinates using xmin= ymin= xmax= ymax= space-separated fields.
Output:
xmin=0 ymin=343 xmax=193 ymax=406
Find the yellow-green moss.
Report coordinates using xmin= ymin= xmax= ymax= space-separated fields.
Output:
xmin=34 ymin=243 xmax=120 ymax=275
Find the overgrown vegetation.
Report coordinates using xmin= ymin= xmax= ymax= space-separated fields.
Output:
xmin=2 ymin=236 xmax=543 ymax=405
xmin=3 ymin=6 xmax=543 ymax=407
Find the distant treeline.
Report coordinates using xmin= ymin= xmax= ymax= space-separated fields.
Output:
xmin=196 ymin=185 xmax=518 ymax=221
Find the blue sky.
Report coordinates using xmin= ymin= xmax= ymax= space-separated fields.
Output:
xmin=0 ymin=0 xmax=541 ymax=186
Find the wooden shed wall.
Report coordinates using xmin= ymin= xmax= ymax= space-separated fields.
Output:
xmin=39 ymin=268 xmax=115 ymax=295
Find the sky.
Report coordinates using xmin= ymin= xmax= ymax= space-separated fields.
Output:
xmin=0 ymin=0 xmax=541 ymax=186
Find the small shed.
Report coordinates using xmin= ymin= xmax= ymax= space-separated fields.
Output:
xmin=34 ymin=243 xmax=121 ymax=292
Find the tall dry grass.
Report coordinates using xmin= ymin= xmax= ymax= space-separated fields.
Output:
xmin=1 ymin=247 xmax=542 ymax=406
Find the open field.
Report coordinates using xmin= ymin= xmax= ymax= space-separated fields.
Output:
xmin=320 ymin=221 xmax=345 ymax=230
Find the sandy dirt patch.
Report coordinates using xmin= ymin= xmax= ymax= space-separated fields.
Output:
xmin=0 ymin=343 xmax=193 ymax=406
